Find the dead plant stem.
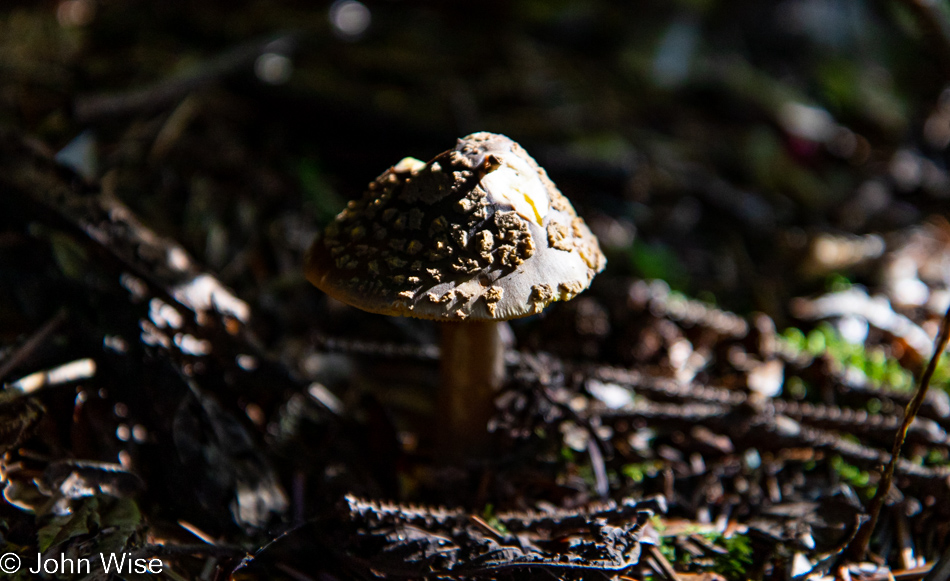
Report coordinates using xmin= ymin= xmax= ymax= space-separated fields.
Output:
xmin=845 ymin=302 xmax=950 ymax=561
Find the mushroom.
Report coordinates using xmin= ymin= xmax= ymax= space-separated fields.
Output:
xmin=305 ymin=132 xmax=605 ymax=459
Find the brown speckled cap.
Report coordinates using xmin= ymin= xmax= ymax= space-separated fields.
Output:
xmin=305 ymin=132 xmax=606 ymax=321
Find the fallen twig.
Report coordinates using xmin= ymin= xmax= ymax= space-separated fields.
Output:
xmin=73 ymin=33 xmax=299 ymax=123
xmin=0 ymin=309 xmax=68 ymax=382
xmin=845 ymin=301 xmax=950 ymax=560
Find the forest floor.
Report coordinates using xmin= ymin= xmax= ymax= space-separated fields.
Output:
xmin=3 ymin=2 xmax=950 ymax=580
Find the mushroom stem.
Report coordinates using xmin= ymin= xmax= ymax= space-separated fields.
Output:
xmin=438 ymin=320 xmax=505 ymax=460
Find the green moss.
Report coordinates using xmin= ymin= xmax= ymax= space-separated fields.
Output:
xmin=657 ymin=535 xmax=678 ymax=564
xmin=784 ymin=376 xmax=807 ymax=399
xmin=712 ymin=534 xmax=754 ymax=581
xmin=560 ymin=446 xmax=574 ymax=461
xmin=621 ymin=460 xmax=662 ymax=483
xmin=924 ymin=448 xmax=950 ymax=468
xmin=480 ymin=504 xmax=509 ymax=534
xmin=831 ymin=455 xmax=874 ymax=498
xmin=628 ymin=240 xmax=689 ymax=290
xmin=779 ymin=323 xmax=914 ymax=393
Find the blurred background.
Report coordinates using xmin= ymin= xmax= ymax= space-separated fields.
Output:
xmin=5 ymin=0 xmax=950 ymax=331
xmin=4 ymin=1 xmax=950 ymax=577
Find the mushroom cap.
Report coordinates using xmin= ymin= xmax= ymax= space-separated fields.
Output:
xmin=305 ymin=132 xmax=606 ymax=321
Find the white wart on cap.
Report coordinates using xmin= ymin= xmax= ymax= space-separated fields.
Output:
xmin=305 ymin=132 xmax=606 ymax=321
